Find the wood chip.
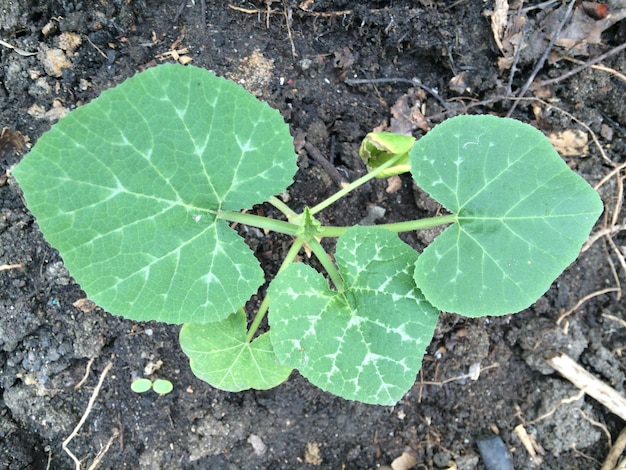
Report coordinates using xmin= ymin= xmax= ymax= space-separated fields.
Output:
xmin=601 ymin=426 xmax=626 ymax=470
xmin=391 ymin=452 xmax=417 ymax=470
xmin=546 ymin=352 xmax=626 ymax=421
xmin=513 ymin=424 xmax=544 ymax=466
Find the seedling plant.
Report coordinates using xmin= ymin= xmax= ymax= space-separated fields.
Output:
xmin=131 ymin=378 xmax=174 ymax=395
xmin=13 ymin=64 xmax=603 ymax=405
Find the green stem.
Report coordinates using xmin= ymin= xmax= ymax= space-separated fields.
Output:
xmin=308 ymin=151 xmax=407 ymax=216
xmin=318 ymin=213 xmax=457 ymax=238
xmin=244 ymin=296 xmax=270 ymax=343
xmin=269 ymin=196 xmax=298 ymax=220
xmin=306 ymin=236 xmax=345 ymax=291
xmin=245 ymin=237 xmax=306 ymax=342
xmin=217 ymin=210 xmax=299 ymax=235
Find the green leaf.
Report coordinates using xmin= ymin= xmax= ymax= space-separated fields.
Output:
xmin=359 ymin=132 xmax=415 ymax=177
xmin=13 ymin=64 xmax=297 ymax=324
xmin=131 ymin=378 xmax=153 ymax=393
xmin=152 ymin=379 xmax=174 ymax=395
xmin=180 ymin=310 xmax=292 ymax=392
xmin=269 ymin=226 xmax=439 ymax=405
xmin=410 ymin=115 xmax=603 ymax=316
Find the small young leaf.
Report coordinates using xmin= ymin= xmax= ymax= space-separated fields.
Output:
xmin=269 ymin=226 xmax=439 ymax=405
xmin=410 ymin=115 xmax=603 ymax=316
xmin=359 ymin=132 xmax=415 ymax=177
xmin=13 ymin=64 xmax=298 ymax=324
xmin=180 ymin=310 xmax=292 ymax=392
xmin=131 ymin=378 xmax=153 ymax=393
xmin=152 ymin=379 xmax=173 ymax=395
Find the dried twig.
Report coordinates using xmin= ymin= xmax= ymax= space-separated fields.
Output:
xmin=525 ymin=389 xmax=585 ymax=425
xmin=556 ymin=287 xmax=620 ymax=325
xmin=303 ymin=142 xmax=347 ymax=187
xmin=85 ymin=36 xmax=107 ymax=60
xmin=63 ymin=362 xmax=114 ymax=470
xmin=228 ymin=4 xmax=354 ymax=17
xmin=282 ymin=0 xmax=296 ymax=58
xmin=507 ymin=0 xmax=576 ymax=117
xmin=0 ymin=39 xmax=37 ymax=56
xmin=86 ymin=428 xmax=119 ymax=470
xmin=514 ymin=424 xmax=545 ymax=465
xmin=602 ymin=426 xmax=626 ymax=470
xmin=344 ymin=77 xmax=449 ymax=109
xmin=531 ymin=42 xmax=626 ymax=91
xmin=578 ymin=408 xmax=612 ymax=447
xmin=74 ymin=358 xmax=95 ymax=391
xmin=419 ymin=362 xmax=499 ymax=386
xmin=0 ymin=263 xmax=23 ymax=271
xmin=602 ymin=313 xmax=626 ymax=329
xmin=546 ymin=353 xmax=626 ymax=422
xmin=563 ymin=57 xmax=626 ymax=84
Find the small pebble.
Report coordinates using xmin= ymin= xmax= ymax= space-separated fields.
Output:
xmin=476 ymin=434 xmax=513 ymax=470
xmin=247 ymin=434 xmax=267 ymax=456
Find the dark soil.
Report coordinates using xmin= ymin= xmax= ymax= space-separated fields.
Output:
xmin=1 ymin=1 xmax=625 ymax=469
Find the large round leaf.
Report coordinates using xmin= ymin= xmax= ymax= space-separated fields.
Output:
xmin=13 ymin=64 xmax=298 ymax=324
xmin=269 ymin=226 xmax=439 ymax=405
xmin=410 ymin=115 xmax=603 ymax=316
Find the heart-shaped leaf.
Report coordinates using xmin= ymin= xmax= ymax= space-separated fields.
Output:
xmin=180 ymin=310 xmax=292 ymax=392
xmin=13 ymin=64 xmax=298 ymax=324
xmin=269 ymin=226 xmax=439 ymax=405
xmin=410 ymin=115 xmax=603 ymax=316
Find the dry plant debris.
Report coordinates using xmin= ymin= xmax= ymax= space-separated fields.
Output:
xmin=62 ymin=362 xmax=115 ymax=470
xmin=491 ymin=0 xmax=626 ymax=70
xmin=548 ymin=129 xmax=589 ymax=156
xmin=546 ymin=353 xmax=626 ymax=422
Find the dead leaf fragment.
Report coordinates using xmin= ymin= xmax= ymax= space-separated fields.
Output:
xmin=391 ymin=452 xmax=417 ymax=470
xmin=548 ymin=129 xmax=589 ymax=156
xmin=333 ymin=46 xmax=356 ymax=69
xmin=449 ymin=71 xmax=468 ymax=94
xmin=0 ymin=127 xmax=28 ymax=162
xmin=305 ymin=442 xmax=323 ymax=465
xmin=490 ymin=0 xmax=509 ymax=53
xmin=72 ymin=298 xmax=97 ymax=313
xmin=389 ymin=88 xmax=430 ymax=135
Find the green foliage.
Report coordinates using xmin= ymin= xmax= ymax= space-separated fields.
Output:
xmin=410 ymin=116 xmax=604 ymax=316
xmin=359 ymin=132 xmax=414 ymax=177
xmin=269 ymin=226 xmax=438 ymax=405
xmin=130 ymin=378 xmax=153 ymax=393
xmin=13 ymin=63 xmax=297 ymax=324
xmin=180 ymin=309 xmax=292 ymax=392
xmin=131 ymin=377 xmax=174 ymax=395
xmin=152 ymin=379 xmax=174 ymax=395
xmin=13 ymin=64 xmax=603 ymax=405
